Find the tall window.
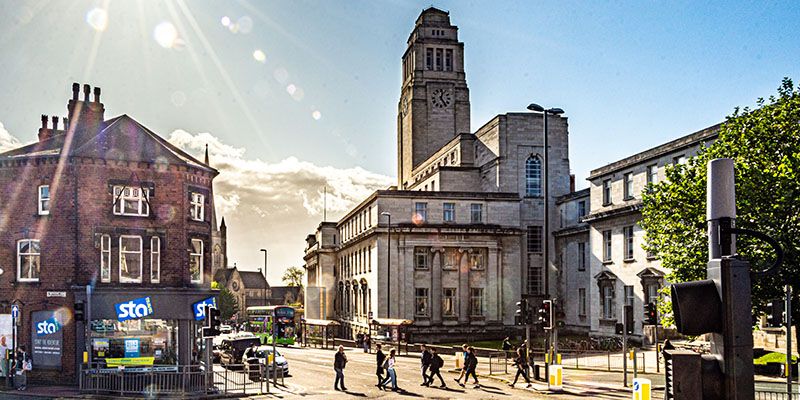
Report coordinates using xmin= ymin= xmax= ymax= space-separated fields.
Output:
xmin=119 ymin=235 xmax=142 ymax=283
xmin=443 ymin=202 xmax=455 ymax=222
xmin=445 ymin=49 xmax=453 ymax=71
xmin=577 ymin=200 xmax=586 ymax=221
xmin=190 ymin=193 xmax=205 ymax=221
xmin=468 ymin=249 xmax=485 ymax=270
xmin=470 ymin=203 xmax=483 ymax=223
xmin=577 ymin=242 xmax=586 ymax=271
xmin=190 ymin=239 xmax=203 ymax=283
xmin=602 ymin=179 xmax=612 ymax=205
xmin=414 ymin=247 xmax=429 ymax=270
xmin=100 ymin=234 xmax=111 ymax=282
xmin=602 ymin=230 xmax=612 ymax=261
xmin=623 ymin=172 xmax=633 ymax=200
xmin=525 ymin=156 xmax=542 ymax=196
xmin=625 ymin=285 xmax=635 ymax=307
xmin=623 ymin=226 xmax=635 ymax=260
xmin=38 ymin=185 xmax=50 ymax=215
xmin=17 ymin=239 xmax=40 ymax=282
xmin=151 ymin=237 xmax=160 ymax=283
xmin=646 ymin=283 xmax=660 ymax=304
xmin=647 ymin=164 xmax=658 ymax=185
xmin=415 ymin=202 xmax=428 ymax=222
xmin=470 ymin=288 xmax=484 ymax=316
xmin=435 ymin=48 xmax=443 ymax=70
xmin=113 ymin=186 xmax=150 ymax=216
xmin=415 ymin=288 xmax=429 ymax=317
xmin=673 ymin=155 xmax=687 ymax=165
xmin=442 ymin=288 xmax=457 ymax=316
xmin=578 ymin=288 xmax=587 ymax=316
xmin=527 ymin=226 xmax=542 ymax=253
xmin=443 ymin=248 xmax=458 ymax=270
xmin=426 ymin=48 xmax=433 ymax=70
xmin=603 ymin=285 xmax=615 ymax=319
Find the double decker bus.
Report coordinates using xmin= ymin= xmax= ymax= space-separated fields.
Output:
xmin=245 ymin=305 xmax=296 ymax=346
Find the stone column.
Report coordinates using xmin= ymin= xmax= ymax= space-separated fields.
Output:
xmin=487 ymin=247 xmax=499 ymax=322
xmin=458 ymin=247 xmax=470 ymax=324
xmin=431 ymin=247 xmax=444 ymax=324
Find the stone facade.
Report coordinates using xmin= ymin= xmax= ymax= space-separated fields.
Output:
xmin=303 ymin=8 xmax=572 ymax=342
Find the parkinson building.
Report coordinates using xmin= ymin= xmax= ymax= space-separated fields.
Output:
xmin=303 ymin=8 xmax=573 ymax=341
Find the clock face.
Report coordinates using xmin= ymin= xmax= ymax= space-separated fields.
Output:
xmin=430 ymin=88 xmax=452 ymax=109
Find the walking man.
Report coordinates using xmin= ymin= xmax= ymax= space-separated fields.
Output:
xmin=509 ymin=347 xmax=532 ymax=388
xmin=420 ymin=344 xmax=432 ymax=386
xmin=334 ymin=345 xmax=348 ymax=391
xmin=463 ymin=346 xmax=480 ymax=388
xmin=453 ymin=344 xmax=469 ymax=386
xmin=429 ymin=347 xmax=446 ymax=388
xmin=375 ymin=343 xmax=386 ymax=387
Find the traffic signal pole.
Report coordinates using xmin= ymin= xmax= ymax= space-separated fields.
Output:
xmin=787 ymin=284 xmax=793 ymax=397
xmin=622 ymin=306 xmax=628 ymax=387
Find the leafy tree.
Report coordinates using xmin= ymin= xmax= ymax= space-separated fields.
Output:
xmin=218 ymin=288 xmax=239 ymax=321
xmin=641 ymin=78 xmax=800 ymax=324
xmin=282 ymin=266 xmax=305 ymax=288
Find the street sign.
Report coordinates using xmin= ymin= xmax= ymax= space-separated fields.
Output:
xmin=47 ymin=291 xmax=67 ymax=298
xmin=11 ymin=305 xmax=19 ymax=319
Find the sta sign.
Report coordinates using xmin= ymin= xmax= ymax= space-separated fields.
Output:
xmin=193 ymin=297 xmax=217 ymax=321
xmin=115 ymin=297 xmax=154 ymax=322
xmin=36 ymin=317 xmax=62 ymax=336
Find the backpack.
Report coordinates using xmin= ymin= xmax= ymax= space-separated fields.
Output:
xmin=432 ymin=354 xmax=444 ymax=369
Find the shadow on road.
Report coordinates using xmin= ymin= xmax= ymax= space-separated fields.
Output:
xmin=342 ymin=390 xmax=368 ymax=397
xmin=475 ymin=383 xmax=510 ymax=396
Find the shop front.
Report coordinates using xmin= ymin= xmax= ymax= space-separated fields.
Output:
xmin=73 ymin=287 xmax=216 ymax=372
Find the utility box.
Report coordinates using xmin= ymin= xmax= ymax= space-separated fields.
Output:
xmin=664 ymin=349 xmax=723 ymax=400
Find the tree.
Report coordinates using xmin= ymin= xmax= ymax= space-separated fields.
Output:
xmin=218 ymin=288 xmax=239 ymax=321
xmin=282 ymin=266 xmax=305 ymax=288
xmin=641 ymin=78 xmax=800 ymax=323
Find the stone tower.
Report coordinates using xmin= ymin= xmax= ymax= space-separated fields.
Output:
xmin=397 ymin=7 xmax=471 ymax=189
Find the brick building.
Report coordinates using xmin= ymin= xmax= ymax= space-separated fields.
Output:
xmin=0 ymin=83 xmax=222 ymax=383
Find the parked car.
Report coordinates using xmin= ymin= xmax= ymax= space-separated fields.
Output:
xmin=244 ymin=346 xmax=290 ymax=380
xmin=219 ymin=337 xmax=263 ymax=368
xmin=220 ymin=324 xmax=233 ymax=335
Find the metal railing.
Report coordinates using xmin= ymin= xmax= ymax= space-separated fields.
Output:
xmin=756 ymin=391 xmax=794 ymax=400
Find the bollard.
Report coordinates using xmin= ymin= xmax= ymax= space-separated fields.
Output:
xmin=632 ymin=378 xmax=651 ymax=400
xmin=549 ymin=364 xmax=563 ymax=391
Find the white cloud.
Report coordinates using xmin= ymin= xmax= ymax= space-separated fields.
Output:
xmin=167 ymin=130 xmax=393 ymax=281
xmin=0 ymin=121 xmax=22 ymax=152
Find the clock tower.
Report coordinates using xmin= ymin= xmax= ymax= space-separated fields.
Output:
xmin=397 ymin=7 xmax=470 ymax=189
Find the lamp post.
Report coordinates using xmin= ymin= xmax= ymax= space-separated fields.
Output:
xmin=527 ymin=103 xmax=564 ymax=359
xmin=260 ymin=249 xmax=268 ymax=307
xmin=381 ymin=212 xmax=391 ymax=319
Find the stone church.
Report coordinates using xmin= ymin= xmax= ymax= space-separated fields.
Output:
xmin=303 ymin=7 xmax=572 ymax=341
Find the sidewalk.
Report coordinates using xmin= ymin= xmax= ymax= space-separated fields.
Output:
xmin=0 ymin=384 xmax=83 ymax=399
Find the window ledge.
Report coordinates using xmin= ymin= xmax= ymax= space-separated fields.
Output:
xmin=623 ymin=196 xmax=634 ymax=201
xmin=602 ymin=260 xmax=613 ymax=265
xmin=646 ymin=256 xmax=658 ymax=261
xmin=602 ymin=202 xmax=612 ymax=207
xmin=15 ymin=280 xmax=41 ymax=285
xmin=599 ymin=318 xmax=617 ymax=326
xmin=469 ymin=316 xmax=486 ymax=321
xmin=623 ymin=258 xmax=636 ymax=263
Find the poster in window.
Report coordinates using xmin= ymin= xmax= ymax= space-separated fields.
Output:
xmin=30 ymin=310 xmax=63 ymax=369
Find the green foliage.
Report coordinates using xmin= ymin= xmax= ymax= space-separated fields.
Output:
xmin=282 ymin=266 xmax=305 ymax=288
xmin=218 ymin=288 xmax=239 ymax=321
xmin=641 ymin=78 xmax=800 ymax=323
xmin=754 ymin=352 xmax=797 ymax=366
xmin=211 ymin=281 xmax=220 ymax=290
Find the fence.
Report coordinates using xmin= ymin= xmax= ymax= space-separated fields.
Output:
xmin=756 ymin=391 xmax=794 ymax=400
xmin=79 ymin=363 xmax=282 ymax=397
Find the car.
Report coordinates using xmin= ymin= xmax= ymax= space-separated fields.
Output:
xmin=220 ymin=324 xmax=233 ymax=335
xmin=244 ymin=346 xmax=290 ymax=380
xmin=218 ymin=337 xmax=263 ymax=368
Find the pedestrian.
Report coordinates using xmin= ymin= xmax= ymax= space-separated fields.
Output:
xmin=14 ymin=345 xmax=29 ymax=391
xmin=502 ymin=337 xmax=512 ymax=353
xmin=463 ymin=346 xmax=480 ymax=388
xmin=509 ymin=347 xmax=532 ymax=388
xmin=429 ymin=347 xmax=446 ymax=388
xmin=334 ymin=345 xmax=348 ymax=391
xmin=420 ymin=344 xmax=432 ymax=386
xmin=379 ymin=349 xmax=398 ymax=391
xmin=363 ymin=334 xmax=370 ymax=353
xmin=453 ymin=343 xmax=469 ymax=386
xmin=375 ymin=343 xmax=386 ymax=387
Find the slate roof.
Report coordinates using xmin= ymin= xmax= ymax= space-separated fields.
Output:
xmin=213 ymin=268 xmax=235 ymax=286
xmin=239 ymin=270 xmax=269 ymax=290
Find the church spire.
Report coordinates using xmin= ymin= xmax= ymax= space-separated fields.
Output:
xmin=204 ymin=143 xmax=209 ymax=165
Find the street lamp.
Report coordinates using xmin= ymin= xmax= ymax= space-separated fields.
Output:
xmin=527 ymin=102 xmax=564 ymax=359
xmin=259 ymin=249 xmax=268 ymax=307
xmin=380 ymin=211 xmax=391 ymax=318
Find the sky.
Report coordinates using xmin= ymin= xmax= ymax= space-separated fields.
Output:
xmin=0 ymin=0 xmax=798 ymax=284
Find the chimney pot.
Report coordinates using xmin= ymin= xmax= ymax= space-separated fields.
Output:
xmin=93 ymin=87 xmax=101 ymax=103
xmin=52 ymin=116 xmax=59 ymax=130
xmin=41 ymin=115 xmax=48 ymax=129
xmin=83 ymin=84 xmax=91 ymax=102
xmin=72 ymin=83 xmax=80 ymax=100
xmin=63 ymin=117 xmax=69 ymax=129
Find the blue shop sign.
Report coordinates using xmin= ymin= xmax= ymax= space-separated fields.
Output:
xmin=124 ymin=338 xmax=140 ymax=358
xmin=115 ymin=297 xmax=154 ymax=322
xmin=35 ymin=317 xmax=61 ymax=336
xmin=193 ymin=297 xmax=217 ymax=321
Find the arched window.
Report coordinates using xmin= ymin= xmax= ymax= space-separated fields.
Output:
xmin=525 ymin=156 xmax=542 ymax=196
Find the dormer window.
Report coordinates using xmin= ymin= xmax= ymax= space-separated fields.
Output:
xmin=190 ymin=192 xmax=205 ymax=221
xmin=113 ymin=185 xmax=150 ymax=216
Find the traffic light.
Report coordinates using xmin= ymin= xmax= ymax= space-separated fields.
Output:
xmin=644 ymin=302 xmax=658 ymax=325
xmin=538 ymin=300 xmax=553 ymax=330
xmin=765 ymin=299 xmax=785 ymax=328
xmin=515 ymin=299 xmax=528 ymax=326
xmin=202 ymin=305 xmax=221 ymax=337
xmin=74 ymin=301 xmax=85 ymax=322
xmin=624 ymin=305 xmax=634 ymax=335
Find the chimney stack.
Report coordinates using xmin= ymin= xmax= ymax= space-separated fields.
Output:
xmin=72 ymin=83 xmax=80 ymax=100
xmin=569 ymin=174 xmax=575 ymax=192
xmin=83 ymin=84 xmax=90 ymax=102
xmin=38 ymin=115 xmax=52 ymax=142
xmin=93 ymin=87 xmax=101 ymax=103
xmin=41 ymin=114 xmax=48 ymax=129
xmin=63 ymin=117 xmax=68 ymax=129
xmin=68 ymin=83 xmax=105 ymax=133
xmin=51 ymin=115 xmax=59 ymax=130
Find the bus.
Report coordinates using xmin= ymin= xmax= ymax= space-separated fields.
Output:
xmin=245 ymin=305 xmax=296 ymax=346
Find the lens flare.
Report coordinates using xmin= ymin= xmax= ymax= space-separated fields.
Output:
xmin=54 ymin=306 xmax=74 ymax=326
xmin=312 ymin=110 xmax=322 ymax=120
xmin=286 ymin=84 xmax=296 ymax=95
xmin=86 ymin=8 xmax=108 ymax=31
xmin=220 ymin=16 xmax=231 ymax=27
xmin=154 ymin=22 xmax=178 ymax=48
xmin=237 ymin=16 xmax=253 ymax=34
xmin=412 ymin=213 xmax=425 ymax=226
xmin=291 ymin=87 xmax=304 ymax=101
xmin=273 ymin=68 xmax=289 ymax=84
xmin=253 ymin=49 xmax=266 ymax=63
xmin=170 ymin=91 xmax=187 ymax=107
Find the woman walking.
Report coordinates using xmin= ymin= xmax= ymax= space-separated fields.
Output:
xmin=379 ymin=349 xmax=399 ymax=391
xmin=463 ymin=346 xmax=480 ymax=388
xmin=509 ymin=347 xmax=532 ymax=388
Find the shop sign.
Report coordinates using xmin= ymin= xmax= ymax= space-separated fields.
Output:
xmin=31 ymin=310 xmax=62 ymax=369
xmin=105 ymin=356 xmax=155 ymax=367
xmin=114 ymin=296 xmax=153 ymax=322
xmin=192 ymin=296 xmax=217 ymax=321
xmin=124 ymin=338 xmax=140 ymax=358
